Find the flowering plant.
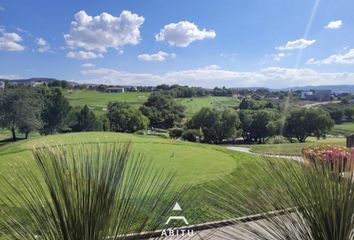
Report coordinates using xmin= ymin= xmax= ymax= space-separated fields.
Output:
xmin=303 ymin=145 xmax=354 ymax=172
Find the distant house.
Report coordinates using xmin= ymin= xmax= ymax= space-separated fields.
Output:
xmin=105 ymin=87 xmax=125 ymax=93
xmin=301 ymin=90 xmax=332 ymax=101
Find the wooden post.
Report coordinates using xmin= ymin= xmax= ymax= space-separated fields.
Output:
xmin=346 ymin=135 xmax=354 ymax=147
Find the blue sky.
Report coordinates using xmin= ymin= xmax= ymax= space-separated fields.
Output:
xmin=0 ymin=0 xmax=354 ymax=88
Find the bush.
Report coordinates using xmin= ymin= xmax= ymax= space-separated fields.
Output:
xmin=182 ymin=129 xmax=203 ymax=142
xmin=169 ymin=128 xmax=183 ymax=139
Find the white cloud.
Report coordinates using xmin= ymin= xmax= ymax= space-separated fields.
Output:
xmin=137 ymin=51 xmax=176 ymax=62
xmin=64 ymin=10 xmax=144 ymax=53
xmin=35 ymin=37 xmax=50 ymax=53
xmin=155 ymin=21 xmax=216 ymax=47
xmin=0 ymin=28 xmax=25 ymax=51
xmin=325 ymin=20 xmax=342 ymax=29
xmin=273 ymin=52 xmax=292 ymax=61
xmin=307 ymin=48 xmax=354 ymax=65
xmin=277 ymin=39 xmax=316 ymax=50
xmin=67 ymin=51 xmax=103 ymax=60
xmin=81 ymin=63 xmax=95 ymax=68
xmin=80 ymin=65 xmax=354 ymax=88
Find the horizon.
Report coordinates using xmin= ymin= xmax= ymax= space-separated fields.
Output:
xmin=1 ymin=0 xmax=354 ymax=87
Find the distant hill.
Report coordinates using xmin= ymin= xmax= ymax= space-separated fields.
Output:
xmin=277 ymin=85 xmax=354 ymax=93
xmin=0 ymin=78 xmax=78 ymax=85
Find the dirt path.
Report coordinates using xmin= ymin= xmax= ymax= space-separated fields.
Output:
xmin=302 ymin=101 xmax=340 ymax=109
xmin=225 ymin=146 xmax=303 ymax=162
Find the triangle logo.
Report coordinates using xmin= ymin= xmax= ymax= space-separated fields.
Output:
xmin=172 ymin=202 xmax=182 ymax=211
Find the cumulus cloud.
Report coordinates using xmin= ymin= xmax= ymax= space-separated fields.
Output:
xmin=67 ymin=51 xmax=103 ymax=60
xmin=80 ymin=65 xmax=354 ymax=88
xmin=325 ymin=20 xmax=342 ymax=29
xmin=137 ymin=51 xmax=176 ymax=62
xmin=307 ymin=48 xmax=354 ymax=65
xmin=64 ymin=10 xmax=144 ymax=53
xmin=81 ymin=63 xmax=95 ymax=68
xmin=277 ymin=39 xmax=316 ymax=50
xmin=35 ymin=37 xmax=50 ymax=53
xmin=155 ymin=21 xmax=216 ymax=47
xmin=0 ymin=28 xmax=25 ymax=51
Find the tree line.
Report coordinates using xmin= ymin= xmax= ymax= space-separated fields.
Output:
xmin=0 ymin=85 xmax=336 ymax=144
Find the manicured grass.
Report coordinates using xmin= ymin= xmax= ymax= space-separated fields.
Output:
xmin=65 ymin=90 xmax=239 ymax=118
xmin=65 ymin=91 xmax=150 ymax=115
xmin=250 ymin=137 xmax=346 ymax=156
xmin=177 ymin=96 xmax=239 ymax=117
xmin=331 ymin=122 xmax=354 ymax=136
xmin=0 ymin=132 xmax=261 ymax=195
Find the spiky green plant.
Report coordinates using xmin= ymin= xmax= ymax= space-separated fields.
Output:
xmin=207 ymin=156 xmax=354 ymax=240
xmin=0 ymin=143 xmax=182 ymax=240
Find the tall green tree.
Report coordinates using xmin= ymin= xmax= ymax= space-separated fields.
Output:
xmin=188 ymin=108 xmax=240 ymax=144
xmin=140 ymin=93 xmax=185 ymax=128
xmin=108 ymin=102 xmax=149 ymax=133
xmin=0 ymin=86 xmax=42 ymax=141
xmin=41 ymin=88 xmax=71 ymax=135
xmin=71 ymin=105 xmax=101 ymax=132
xmin=283 ymin=108 xmax=334 ymax=142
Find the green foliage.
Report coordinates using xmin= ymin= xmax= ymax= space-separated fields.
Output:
xmin=207 ymin=155 xmax=354 ymax=239
xmin=41 ymin=87 xmax=71 ymax=135
xmin=0 ymin=86 xmax=42 ymax=141
xmin=324 ymin=104 xmax=344 ymax=123
xmin=344 ymin=107 xmax=354 ymax=121
xmin=169 ymin=128 xmax=183 ymax=139
xmin=182 ymin=129 xmax=203 ymax=142
xmin=0 ymin=143 xmax=179 ymax=239
xmin=283 ymin=108 xmax=334 ymax=142
xmin=107 ymin=102 xmax=149 ymax=133
xmin=239 ymin=110 xmax=280 ymax=144
xmin=71 ymin=105 xmax=102 ymax=132
xmin=188 ymin=108 xmax=240 ymax=143
xmin=239 ymin=98 xmax=259 ymax=110
xmin=140 ymin=93 xmax=185 ymax=128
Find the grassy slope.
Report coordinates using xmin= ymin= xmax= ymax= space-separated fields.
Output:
xmin=331 ymin=122 xmax=354 ymax=135
xmin=65 ymin=90 xmax=239 ymax=117
xmin=65 ymin=91 xmax=150 ymax=115
xmin=177 ymin=97 xmax=239 ymax=118
xmin=250 ymin=137 xmax=346 ymax=156
xmin=0 ymin=132 xmax=260 ymax=194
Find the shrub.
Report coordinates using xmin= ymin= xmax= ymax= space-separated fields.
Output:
xmin=182 ymin=129 xmax=203 ymax=142
xmin=169 ymin=128 xmax=183 ymax=139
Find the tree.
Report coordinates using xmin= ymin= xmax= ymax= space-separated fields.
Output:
xmin=324 ymin=105 xmax=344 ymax=124
xmin=71 ymin=105 xmax=101 ymax=132
xmin=0 ymin=86 xmax=42 ymax=141
xmin=344 ymin=107 xmax=354 ymax=121
xmin=140 ymin=93 xmax=185 ymax=128
xmin=107 ymin=102 xmax=149 ymax=133
xmin=188 ymin=108 xmax=240 ymax=144
xmin=239 ymin=110 xmax=279 ymax=144
xmin=41 ymin=87 xmax=71 ymax=135
xmin=283 ymin=108 xmax=334 ymax=143
xmin=239 ymin=98 xmax=259 ymax=110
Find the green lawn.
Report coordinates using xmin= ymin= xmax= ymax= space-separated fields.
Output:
xmin=331 ymin=122 xmax=354 ymax=136
xmin=65 ymin=90 xmax=239 ymax=118
xmin=250 ymin=137 xmax=346 ymax=156
xmin=0 ymin=132 xmax=260 ymax=194
xmin=177 ymin=96 xmax=239 ymax=117
xmin=65 ymin=91 xmax=150 ymax=115
xmin=0 ymin=132 xmax=266 ymax=227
